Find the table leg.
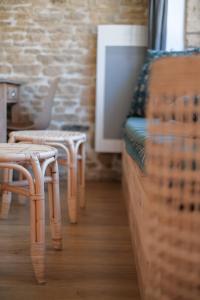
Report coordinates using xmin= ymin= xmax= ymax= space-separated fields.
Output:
xmin=0 ymin=83 xmax=7 ymax=142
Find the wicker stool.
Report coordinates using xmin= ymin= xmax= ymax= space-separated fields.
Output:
xmin=0 ymin=143 xmax=62 ymax=284
xmin=8 ymin=130 xmax=86 ymax=223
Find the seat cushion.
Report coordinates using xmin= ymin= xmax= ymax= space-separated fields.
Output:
xmin=124 ymin=117 xmax=147 ymax=170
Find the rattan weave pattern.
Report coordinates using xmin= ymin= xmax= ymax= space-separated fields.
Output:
xmin=145 ymin=56 xmax=200 ymax=300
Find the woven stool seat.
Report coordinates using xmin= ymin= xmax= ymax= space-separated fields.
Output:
xmin=0 ymin=143 xmax=57 ymax=161
xmin=8 ymin=130 xmax=87 ymax=223
xmin=11 ymin=130 xmax=86 ymax=143
xmin=0 ymin=143 xmax=62 ymax=284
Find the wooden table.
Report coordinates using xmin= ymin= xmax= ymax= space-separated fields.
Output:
xmin=0 ymin=80 xmax=23 ymax=142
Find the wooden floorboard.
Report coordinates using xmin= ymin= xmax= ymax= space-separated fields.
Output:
xmin=0 ymin=181 xmax=140 ymax=300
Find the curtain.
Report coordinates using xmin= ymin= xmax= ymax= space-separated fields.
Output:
xmin=148 ymin=0 xmax=168 ymax=50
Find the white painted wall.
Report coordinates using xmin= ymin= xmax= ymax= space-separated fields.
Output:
xmin=166 ymin=0 xmax=186 ymax=50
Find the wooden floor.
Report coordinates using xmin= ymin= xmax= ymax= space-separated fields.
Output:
xmin=0 ymin=181 xmax=140 ymax=300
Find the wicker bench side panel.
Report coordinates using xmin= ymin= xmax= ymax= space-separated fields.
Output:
xmin=122 ymin=145 xmax=150 ymax=300
xmin=145 ymin=56 xmax=200 ymax=300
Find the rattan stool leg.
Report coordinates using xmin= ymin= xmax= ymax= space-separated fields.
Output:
xmin=1 ymin=169 xmax=13 ymax=219
xmin=47 ymin=161 xmax=62 ymax=250
xmin=18 ymin=172 xmax=27 ymax=205
xmin=78 ymin=142 xmax=86 ymax=209
xmin=68 ymin=143 xmax=78 ymax=224
xmin=30 ymin=157 xmax=45 ymax=284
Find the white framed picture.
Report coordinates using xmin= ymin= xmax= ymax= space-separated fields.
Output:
xmin=95 ymin=25 xmax=147 ymax=153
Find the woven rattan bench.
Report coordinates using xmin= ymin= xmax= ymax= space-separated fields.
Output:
xmin=7 ymin=130 xmax=86 ymax=223
xmin=0 ymin=143 xmax=62 ymax=284
xmin=122 ymin=56 xmax=200 ymax=299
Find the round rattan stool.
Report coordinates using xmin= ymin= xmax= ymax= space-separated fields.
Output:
xmin=8 ymin=130 xmax=86 ymax=223
xmin=0 ymin=143 xmax=62 ymax=284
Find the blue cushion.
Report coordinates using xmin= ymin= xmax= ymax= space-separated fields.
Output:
xmin=124 ymin=117 xmax=147 ymax=170
xmin=128 ymin=48 xmax=200 ymax=118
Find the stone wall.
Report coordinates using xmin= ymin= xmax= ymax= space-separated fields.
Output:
xmin=0 ymin=0 xmax=147 ymax=180
xmin=186 ymin=0 xmax=200 ymax=47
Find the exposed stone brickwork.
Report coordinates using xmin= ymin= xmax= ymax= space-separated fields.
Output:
xmin=0 ymin=0 xmax=147 ymax=180
xmin=186 ymin=0 xmax=200 ymax=47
